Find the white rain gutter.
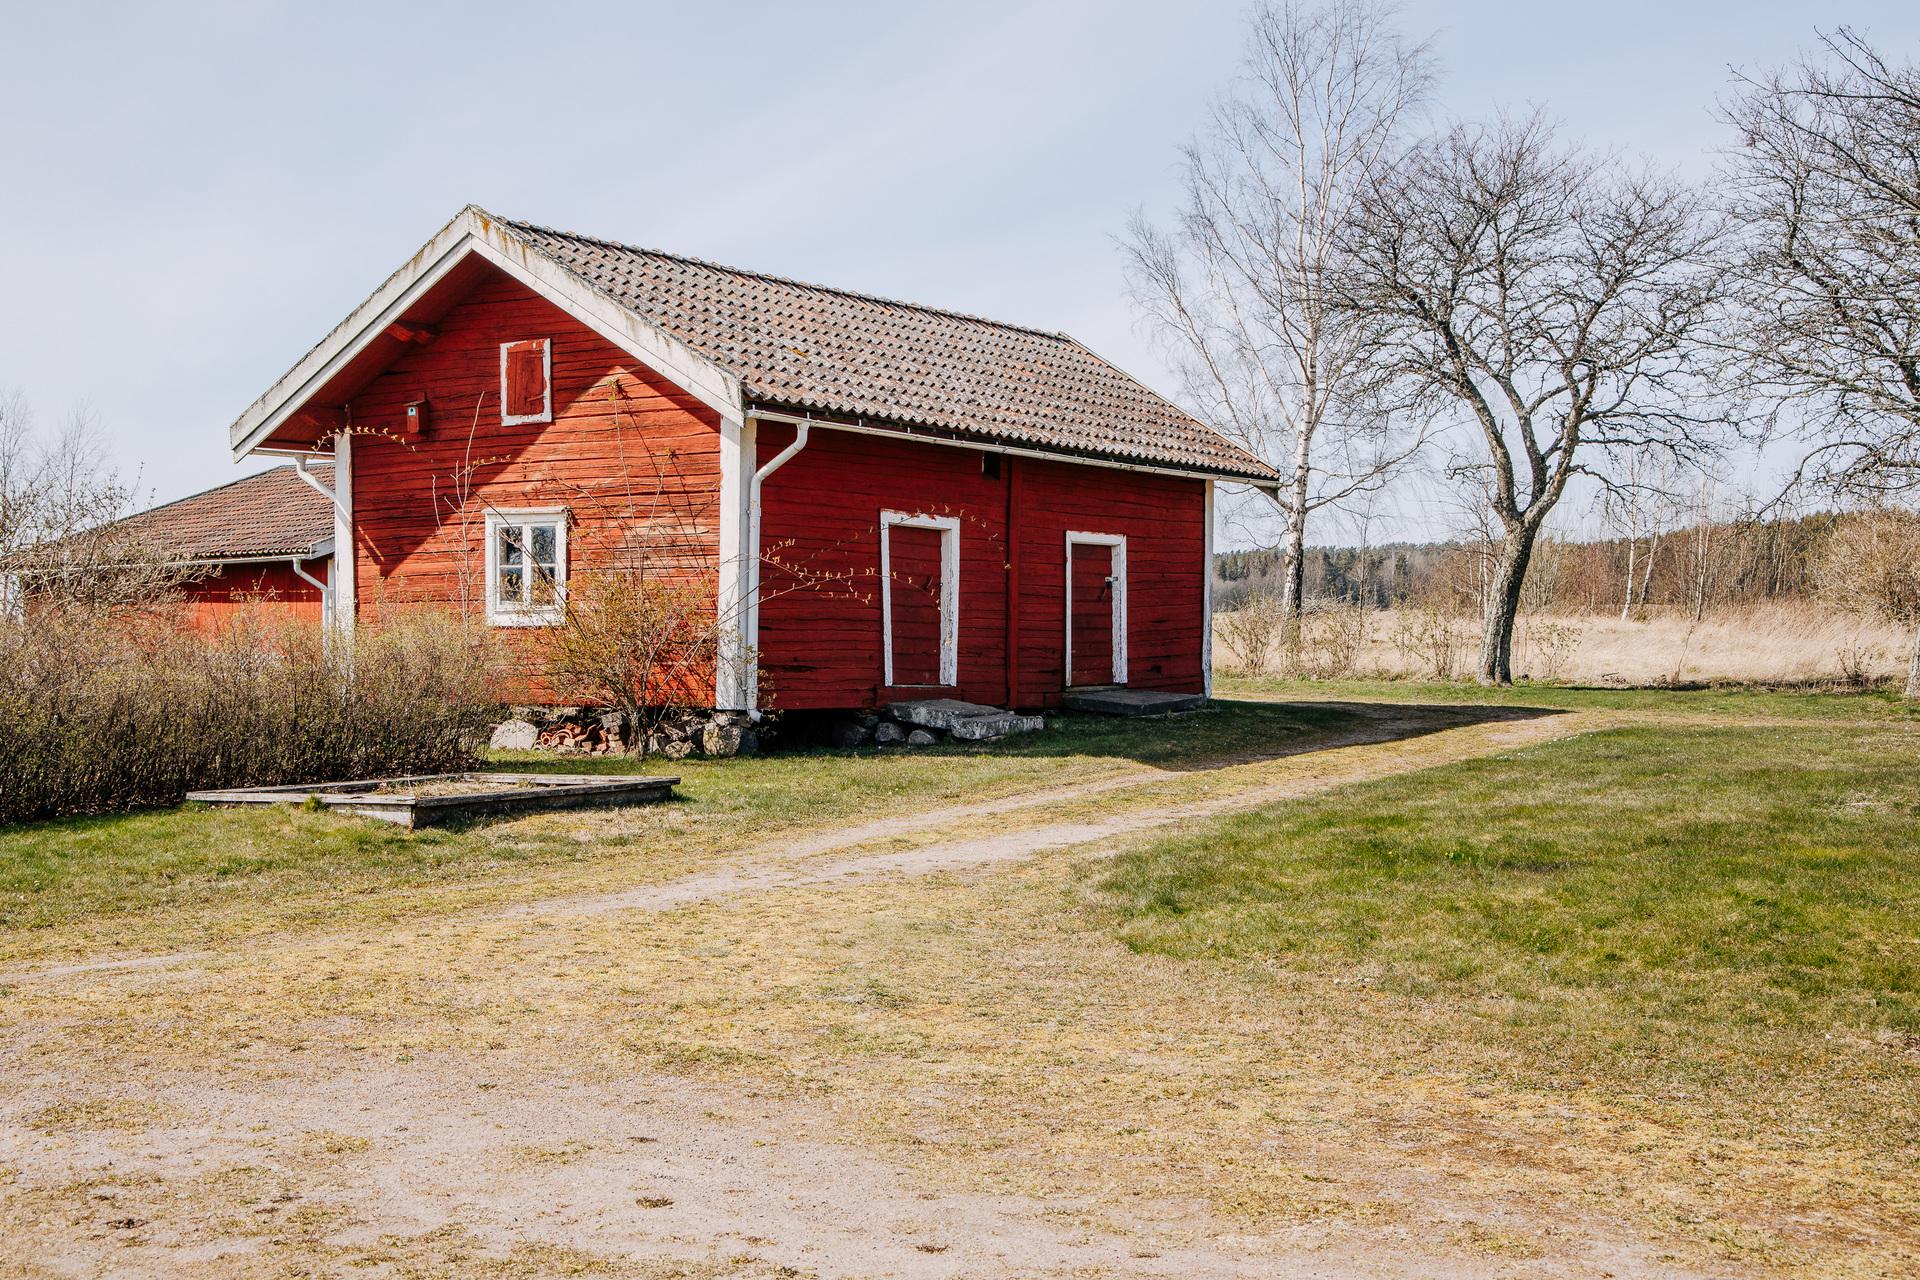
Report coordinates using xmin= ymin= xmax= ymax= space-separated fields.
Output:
xmin=294 ymin=451 xmax=353 ymax=647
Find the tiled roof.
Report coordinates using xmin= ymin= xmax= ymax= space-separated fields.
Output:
xmin=115 ymin=464 xmax=334 ymax=561
xmin=500 ymin=218 xmax=1281 ymax=484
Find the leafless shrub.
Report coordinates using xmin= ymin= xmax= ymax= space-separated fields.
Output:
xmin=1294 ymin=599 xmax=1370 ymax=679
xmin=544 ymin=569 xmax=729 ymax=753
xmin=1523 ymin=619 xmax=1585 ymax=684
xmin=1388 ymin=602 xmax=1468 ymax=680
xmin=1215 ymin=591 xmax=1290 ymax=674
xmin=1816 ymin=507 xmax=1920 ymax=697
xmin=1833 ymin=637 xmax=1881 ymax=691
xmin=0 ymin=605 xmax=503 ymax=824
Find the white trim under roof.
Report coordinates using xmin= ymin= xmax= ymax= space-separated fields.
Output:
xmin=229 ymin=205 xmax=746 ymax=460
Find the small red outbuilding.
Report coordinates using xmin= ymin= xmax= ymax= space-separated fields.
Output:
xmin=227 ymin=207 xmax=1280 ymax=711
xmin=103 ymin=465 xmax=334 ymax=630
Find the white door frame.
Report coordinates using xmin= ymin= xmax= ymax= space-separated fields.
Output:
xmin=880 ymin=510 xmax=960 ymax=687
xmin=1064 ymin=531 xmax=1127 ymax=686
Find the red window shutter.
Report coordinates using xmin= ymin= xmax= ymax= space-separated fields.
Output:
xmin=502 ymin=339 xmax=548 ymax=421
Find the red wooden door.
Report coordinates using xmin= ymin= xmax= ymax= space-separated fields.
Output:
xmin=888 ymin=524 xmax=945 ymax=685
xmin=1070 ymin=542 xmax=1115 ymax=686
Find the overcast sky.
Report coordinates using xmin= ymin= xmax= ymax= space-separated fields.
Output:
xmin=3 ymin=1 xmax=1915 ymax=543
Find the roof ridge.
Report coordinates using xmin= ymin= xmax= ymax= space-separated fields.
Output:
xmin=498 ymin=215 xmax=1072 ymax=343
xmin=128 ymin=462 xmax=330 ymax=522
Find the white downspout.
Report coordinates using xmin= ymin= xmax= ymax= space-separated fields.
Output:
xmin=296 ymin=443 xmax=353 ymax=648
xmin=290 ymin=554 xmax=331 ymax=636
xmin=743 ymin=417 xmax=809 ymax=711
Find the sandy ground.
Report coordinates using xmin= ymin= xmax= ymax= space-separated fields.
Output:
xmin=0 ymin=706 xmax=1754 ymax=1279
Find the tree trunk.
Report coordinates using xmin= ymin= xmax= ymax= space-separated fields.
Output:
xmin=1279 ymin=435 xmax=1312 ymax=621
xmin=1478 ymin=525 xmax=1539 ymax=685
xmin=1907 ymin=623 xmax=1920 ymax=701
xmin=1620 ymin=538 xmax=1636 ymax=621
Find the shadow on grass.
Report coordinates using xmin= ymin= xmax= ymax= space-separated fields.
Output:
xmin=488 ymin=698 xmax=1567 ymax=779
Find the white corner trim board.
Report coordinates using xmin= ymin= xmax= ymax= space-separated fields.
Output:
xmin=1065 ymin=531 xmax=1127 ymax=687
xmin=879 ymin=509 xmax=960 ymax=688
xmin=1202 ymin=480 xmax=1215 ymax=696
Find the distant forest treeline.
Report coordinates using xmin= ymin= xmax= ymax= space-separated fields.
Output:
xmin=1214 ymin=512 xmax=1843 ymax=617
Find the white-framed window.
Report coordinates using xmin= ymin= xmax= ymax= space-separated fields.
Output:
xmin=1065 ymin=531 xmax=1128 ymax=686
xmin=484 ymin=507 xmax=568 ymax=626
xmin=500 ymin=338 xmax=553 ymax=425
xmin=879 ymin=509 xmax=960 ymax=687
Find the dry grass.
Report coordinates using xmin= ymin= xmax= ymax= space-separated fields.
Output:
xmin=1215 ymin=602 xmax=1912 ymax=686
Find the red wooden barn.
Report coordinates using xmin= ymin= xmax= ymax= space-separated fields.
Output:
xmin=229 ymin=207 xmax=1280 ymax=712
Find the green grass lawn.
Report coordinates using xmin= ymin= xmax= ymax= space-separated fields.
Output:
xmin=1220 ymin=672 xmax=1920 ymax=720
xmin=1100 ymin=716 xmax=1920 ymax=1153
xmin=0 ymin=700 xmax=1347 ymax=959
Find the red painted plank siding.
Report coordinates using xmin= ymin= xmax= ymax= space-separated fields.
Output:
xmin=756 ymin=427 xmax=1206 ymax=710
xmin=344 ymin=269 xmax=722 ymax=701
xmin=181 ymin=561 xmax=327 ymax=631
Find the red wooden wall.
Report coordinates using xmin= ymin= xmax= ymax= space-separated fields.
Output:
xmin=343 ymin=269 xmax=723 ymax=698
xmin=182 ymin=561 xmax=327 ymax=631
xmin=755 ymin=424 xmax=1206 ymax=710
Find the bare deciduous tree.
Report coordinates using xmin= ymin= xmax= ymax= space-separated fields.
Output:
xmin=1341 ymin=113 xmax=1729 ymax=683
xmin=1722 ymin=29 xmax=1920 ymax=497
xmin=0 ymin=391 xmax=193 ymax=614
xmin=1124 ymin=0 xmax=1431 ymax=630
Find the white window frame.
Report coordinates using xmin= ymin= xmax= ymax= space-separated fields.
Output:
xmin=880 ymin=509 xmax=960 ymax=687
xmin=484 ymin=506 xmax=568 ymax=627
xmin=499 ymin=338 xmax=553 ymax=426
xmin=1065 ymin=532 xmax=1127 ymax=687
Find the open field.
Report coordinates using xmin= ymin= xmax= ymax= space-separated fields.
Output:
xmin=2 ymin=686 xmax=1915 ymax=1277
xmin=1217 ymin=603 xmax=1914 ymax=687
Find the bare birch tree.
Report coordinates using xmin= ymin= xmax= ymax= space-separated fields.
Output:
xmin=1341 ymin=113 xmax=1729 ymax=683
xmin=1124 ymin=0 xmax=1431 ymax=627
xmin=1721 ymin=29 xmax=1920 ymax=497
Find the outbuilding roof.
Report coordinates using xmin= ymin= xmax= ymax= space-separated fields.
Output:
xmin=499 ymin=217 xmax=1281 ymax=484
xmin=114 ymin=464 xmax=334 ymax=562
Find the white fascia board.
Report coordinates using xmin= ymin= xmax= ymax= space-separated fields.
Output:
xmin=231 ymin=206 xmax=745 ymax=460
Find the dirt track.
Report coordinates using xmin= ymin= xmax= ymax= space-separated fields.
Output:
xmin=1 ymin=705 xmax=1733 ymax=1279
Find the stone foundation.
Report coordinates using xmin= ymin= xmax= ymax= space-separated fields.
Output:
xmin=487 ymin=707 xmax=759 ymax=759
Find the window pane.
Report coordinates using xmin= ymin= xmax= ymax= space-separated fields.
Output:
xmin=498 ymin=565 xmax=524 ymax=605
xmin=498 ymin=526 xmax=524 ymax=568
xmin=530 ymin=523 xmax=556 ymax=566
